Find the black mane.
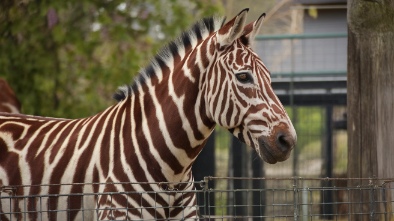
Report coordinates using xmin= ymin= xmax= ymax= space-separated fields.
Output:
xmin=113 ymin=16 xmax=225 ymax=101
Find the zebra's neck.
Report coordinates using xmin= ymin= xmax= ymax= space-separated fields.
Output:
xmin=109 ymin=18 xmax=224 ymax=183
xmin=117 ymin=42 xmax=217 ymax=183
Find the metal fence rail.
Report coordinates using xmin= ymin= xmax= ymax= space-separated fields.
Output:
xmin=201 ymin=177 xmax=394 ymax=220
xmin=1 ymin=177 xmax=393 ymax=220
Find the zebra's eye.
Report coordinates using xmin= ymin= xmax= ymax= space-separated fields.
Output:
xmin=235 ymin=72 xmax=253 ymax=84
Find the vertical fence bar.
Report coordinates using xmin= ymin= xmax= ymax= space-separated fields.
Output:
xmin=82 ymin=191 xmax=85 ymax=221
xmin=95 ymin=192 xmax=99 ymax=221
xmin=301 ymin=188 xmax=308 ymax=221
xmin=39 ymin=195 xmax=42 ymax=221
xmin=369 ymin=179 xmax=376 ymax=221
xmin=382 ymin=184 xmax=387 ymax=221
xmin=202 ymin=176 xmax=215 ymax=219
xmin=252 ymin=151 xmax=265 ymax=220
xmin=382 ymin=181 xmax=394 ymax=221
xmin=293 ymin=178 xmax=299 ymax=221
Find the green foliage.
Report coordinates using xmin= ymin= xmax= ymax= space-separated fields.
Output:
xmin=0 ymin=0 xmax=223 ymax=118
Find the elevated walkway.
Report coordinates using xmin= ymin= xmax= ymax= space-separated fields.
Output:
xmin=256 ymin=33 xmax=348 ymax=106
xmin=272 ymin=72 xmax=347 ymax=106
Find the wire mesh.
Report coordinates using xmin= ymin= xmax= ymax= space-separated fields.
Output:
xmin=201 ymin=177 xmax=394 ymax=220
xmin=0 ymin=181 xmax=202 ymax=221
xmin=1 ymin=177 xmax=393 ymax=220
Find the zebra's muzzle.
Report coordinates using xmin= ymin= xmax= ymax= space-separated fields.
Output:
xmin=258 ymin=131 xmax=295 ymax=164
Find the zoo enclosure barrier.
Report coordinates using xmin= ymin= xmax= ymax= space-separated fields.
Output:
xmin=1 ymin=177 xmax=393 ymax=220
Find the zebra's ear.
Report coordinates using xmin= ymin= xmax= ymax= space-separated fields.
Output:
xmin=242 ymin=13 xmax=265 ymax=46
xmin=217 ymin=8 xmax=249 ymax=48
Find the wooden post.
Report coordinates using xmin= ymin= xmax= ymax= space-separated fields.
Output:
xmin=347 ymin=1 xmax=394 ymax=220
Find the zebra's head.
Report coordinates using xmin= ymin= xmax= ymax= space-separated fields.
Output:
xmin=205 ymin=9 xmax=297 ymax=164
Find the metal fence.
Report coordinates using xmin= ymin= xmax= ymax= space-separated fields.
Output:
xmin=2 ymin=177 xmax=393 ymax=220
xmin=201 ymin=177 xmax=394 ymax=220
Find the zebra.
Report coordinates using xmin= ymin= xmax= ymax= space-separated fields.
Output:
xmin=0 ymin=9 xmax=296 ymax=220
xmin=0 ymin=78 xmax=21 ymax=114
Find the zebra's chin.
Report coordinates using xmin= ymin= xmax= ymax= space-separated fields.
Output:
xmin=228 ymin=127 xmax=295 ymax=164
xmin=257 ymin=141 xmax=290 ymax=164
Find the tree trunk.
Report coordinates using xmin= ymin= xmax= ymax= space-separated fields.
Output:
xmin=347 ymin=1 xmax=394 ymax=220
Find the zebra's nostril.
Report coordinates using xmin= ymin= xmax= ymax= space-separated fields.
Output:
xmin=276 ymin=133 xmax=294 ymax=152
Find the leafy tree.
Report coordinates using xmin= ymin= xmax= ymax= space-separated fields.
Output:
xmin=0 ymin=0 xmax=223 ymax=118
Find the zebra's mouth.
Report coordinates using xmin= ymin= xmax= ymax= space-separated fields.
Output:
xmin=229 ymin=127 xmax=295 ymax=164
xmin=258 ymin=135 xmax=293 ymax=164
xmin=258 ymin=139 xmax=278 ymax=164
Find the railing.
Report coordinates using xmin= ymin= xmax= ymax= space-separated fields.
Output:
xmin=255 ymin=33 xmax=348 ymax=106
xmin=1 ymin=177 xmax=393 ymax=220
xmin=255 ymin=32 xmax=348 ymax=77
xmin=256 ymin=32 xmax=348 ymax=40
